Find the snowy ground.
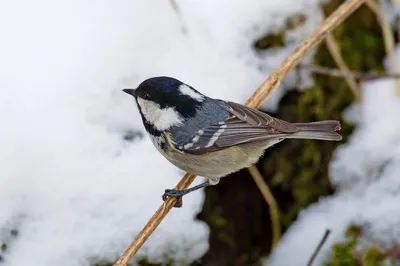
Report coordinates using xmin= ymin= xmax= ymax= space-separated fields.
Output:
xmin=0 ymin=1 xmax=324 ymax=265
xmin=266 ymin=48 xmax=400 ymax=265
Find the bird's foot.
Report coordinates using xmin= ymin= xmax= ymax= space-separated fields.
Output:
xmin=161 ymin=181 xmax=212 ymax=208
xmin=162 ymin=189 xmax=183 ymax=208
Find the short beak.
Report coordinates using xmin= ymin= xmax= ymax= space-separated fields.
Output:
xmin=122 ymin=88 xmax=136 ymax=97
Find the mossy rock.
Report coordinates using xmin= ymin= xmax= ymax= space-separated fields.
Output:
xmin=325 ymin=224 xmax=390 ymax=266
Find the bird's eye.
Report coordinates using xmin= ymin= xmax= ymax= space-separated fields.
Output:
xmin=143 ymin=92 xmax=151 ymax=99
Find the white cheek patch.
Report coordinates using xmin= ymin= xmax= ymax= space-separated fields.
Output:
xmin=137 ymin=97 xmax=183 ymax=130
xmin=179 ymin=84 xmax=205 ymax=102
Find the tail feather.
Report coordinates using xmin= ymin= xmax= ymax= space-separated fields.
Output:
xmin=294 ymin=120 xmax=341 ymax=132
xmin=287 ymin=120 xmax=342 ymax=141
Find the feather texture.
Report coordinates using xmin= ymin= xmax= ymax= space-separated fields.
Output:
xmin=180 ymin=102 xmax=341 ymax=155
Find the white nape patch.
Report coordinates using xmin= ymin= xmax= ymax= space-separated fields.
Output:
xmin=179 ymin=84 xmax=205 ymax=102
xmin=137 ymin=97 xmax=183 ymax=130
xmin=205 ymin=124 xmax=227 ymax=147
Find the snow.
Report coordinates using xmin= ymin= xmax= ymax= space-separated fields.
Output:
xmin=266 ymin=50 xmax=400 ymax=265
xmin=0 ymin=0 xmax=325 ymax=265
xmin=380 ymin=0 xmax=400 ymax=27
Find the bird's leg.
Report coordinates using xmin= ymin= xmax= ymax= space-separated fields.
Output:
xmin=162 ymin=181 xmax=213 ymax=208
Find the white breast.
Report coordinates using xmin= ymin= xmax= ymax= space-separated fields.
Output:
xmin=137 ymin=97 xmax=183 ymax=131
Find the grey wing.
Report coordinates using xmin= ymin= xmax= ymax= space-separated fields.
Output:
xmin=181 ymin=101 xmax=299 ymax=155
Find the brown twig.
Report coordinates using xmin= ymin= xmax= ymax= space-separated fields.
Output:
xmin=306 ymin=229 xmax=331 ymax=266
xmin=113 ymin=1 xmax=366 ymax=265
xmin=248 ymin=166 xmax=281 ymax=249
xmin=113 ymin=173 xmax=196 ymax=266
xmin=245 ymin=0 xmax=366 ymax=108
xmin=325 ymin=32 xmax=362 ymax=101
xmin=299 ymin=63 xmax=400 ymax=81
xmin=353 ymin=248 xmax=367 ymax=266
xmin=169 ymin=0 xmax=188 ymax=35
xmin=366 ymin=0 xmax=400 ymax=97
xmin=398 ymin=19 xmax=400 ymax=43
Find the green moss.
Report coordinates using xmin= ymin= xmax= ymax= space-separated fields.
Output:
xmin=92 ymin=262 xmax=113 ymax=266
xmin=325 ymin=224 xmax=389 ymax=266
xmin=254 ymin=31 xmax=286 ymax=50
xmin=327 ymin=240 xmax=358 ymax=266
xmin=136 ymin=256 xmax=174 ymax=266
xmin=91 ymin=255 xmax=174 ymax=266
xmin=254 ymin=13 xmax=307 ymax=50
xmin=345 ymin=224 xmax=363 ymax=239
xmin=206 ymin=206 xmax=235 ymax=248
xmin=285 ymin=13 xmax=307 ymax=30
xmin=364 ymin=247 xmax=386 ymax=266
xmin=327 ymin=244 xmax=387 ymax=266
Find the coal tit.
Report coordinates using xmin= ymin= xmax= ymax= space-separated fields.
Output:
xmin=123 ymin=77 xmax=341 ymax=207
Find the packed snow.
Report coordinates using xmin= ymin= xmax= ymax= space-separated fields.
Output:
xmin=266 ymin=49 xmax=400 ymax=265
xmin=0 ymin=0 xmax=325 ymax=265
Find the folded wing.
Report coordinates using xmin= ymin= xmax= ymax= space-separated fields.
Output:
xmin=180 ymin=101 xmax=299 ymax=155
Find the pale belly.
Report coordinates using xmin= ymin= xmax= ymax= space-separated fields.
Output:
xmin=151 ymin=136 xmax=283 ymax=181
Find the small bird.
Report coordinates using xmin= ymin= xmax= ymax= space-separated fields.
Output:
xmin=123 ymin=77 xmax=341 ymax=207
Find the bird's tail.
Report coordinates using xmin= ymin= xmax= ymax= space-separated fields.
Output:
xmin=288 ymin=120 xmax=342 ymax=141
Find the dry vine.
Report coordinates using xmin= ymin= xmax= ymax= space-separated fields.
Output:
xmin=248 ymin=165 xmax=281 ymax=249
xmin=306 ymin=229 xmax=332 ymax=266
xmin=299 ymin=64 xmax=400 ymax=81
xmin=366 ymin=0 xmax=400 ymax=96
xmin=113 ymin=1 xmax=367 ymax=265
xmin=325 ymin=32 xmax=362 ymax=101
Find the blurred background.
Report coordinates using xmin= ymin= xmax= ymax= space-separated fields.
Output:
xmin=1 ymin=0 xmax=400 ymax=265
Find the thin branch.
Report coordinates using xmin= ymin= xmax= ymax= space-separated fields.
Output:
xmin=245 ymin=0 xmax=366 ymax=108
xmin=113 ymin=173 xmax=196 ymax=266
xmin=113 ymin=1 xmax=367 ymax=265
xmin=306 ymin=229 xmax=331 ymax=266
xmin=353 ymin=248 xmax=367 ymax=266
xmin=398 ymin=19 xmax=400 ymax=43
xmin=248 ymin=166 xmax=281 ymax=249
xmin=325 ymin=32 xmax=362 ymax=101
xmin=366 ymin=0 xmax=400 ymax=97
xmin=299 ymin=63 xmax=400 ymax=81
xmin=169 ymin=0 xmax=188 ymax=35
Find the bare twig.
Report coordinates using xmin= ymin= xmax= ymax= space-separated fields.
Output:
xmin=113 ymin=1 xmax=366 ymax=265
xmin=353 ymin=248 xmax=367 ymax=266
xmin=245 ymin=0 xmax=366 ymax=107
xmin=169 ymin=0 xmax=188 ymax=34
xmin=248 ymin=166 xmax=281 ymax=249
xmin=325 ymin=32 xmax=362 ymax=101
xmin=113 ymin=173 xmax=196 ymax=266
xmin=366 ymin=0 xmax=400 ymax=97
xmin=300 ymin=63 xmax=400 ymax=81
xmin=306 ymin=229 xmax=331 ymax=266
xmin=398 ymin=20 xmax=400 ymax=43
